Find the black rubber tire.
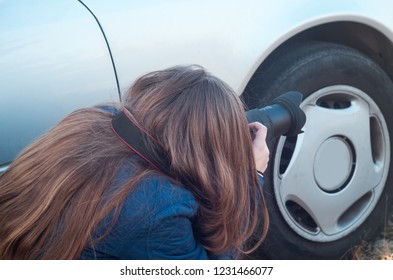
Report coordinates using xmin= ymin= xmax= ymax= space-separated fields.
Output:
xmin=243 ymin=41 xmax=393 ymax=259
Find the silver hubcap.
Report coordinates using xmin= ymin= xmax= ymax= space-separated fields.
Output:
xmin=314 ymin=136 xmax=353 ymax=192
xmin=273 ymin=85 xmax=390 ymax=242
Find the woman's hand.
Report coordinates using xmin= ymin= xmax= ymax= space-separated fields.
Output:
xmin=249 ymin=122 xmax=270 ymax=173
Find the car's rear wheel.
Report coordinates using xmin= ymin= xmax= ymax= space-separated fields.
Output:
xmin=244 ymin=41 xmax=393 ymax=259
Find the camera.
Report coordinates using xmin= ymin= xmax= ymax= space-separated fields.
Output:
xmin=246 ymin=91 xmax=306 ymax=140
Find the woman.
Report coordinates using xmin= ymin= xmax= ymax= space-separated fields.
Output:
xmin=0 ymin=65 xmax=269 ymax=259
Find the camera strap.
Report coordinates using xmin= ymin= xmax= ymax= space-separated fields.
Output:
xmin=110 ymin=109 xmax=171 ymax=174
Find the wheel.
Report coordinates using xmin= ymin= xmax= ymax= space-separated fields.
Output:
xmin=244 ymin=41 xmax=393 ymax=259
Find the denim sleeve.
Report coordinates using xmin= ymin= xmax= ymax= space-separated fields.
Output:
xmin=144 ymin=196 xmax=209 ymax=260
xmin=113 ymin=177 xmax=209 ymax=260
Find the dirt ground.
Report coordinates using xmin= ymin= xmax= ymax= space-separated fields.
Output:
xmin=352 ymin=213 xmax=393 ymax=260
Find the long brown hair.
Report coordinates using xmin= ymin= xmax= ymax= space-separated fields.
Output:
xmin=0 ymin=65 xmax=268 ymax=259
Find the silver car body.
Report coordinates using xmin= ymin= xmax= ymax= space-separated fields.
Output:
xmin=2 ymin=0 xmax=393 ymax=169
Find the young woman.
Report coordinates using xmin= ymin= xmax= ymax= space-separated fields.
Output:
xmin=0 ymin=65 xmax=269 ymax=259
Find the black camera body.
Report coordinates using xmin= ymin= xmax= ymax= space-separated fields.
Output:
xmin=246 ymin=91 xmax=306 ymax=140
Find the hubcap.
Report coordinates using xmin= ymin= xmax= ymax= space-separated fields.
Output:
xmin=273 ymin=85 xmax=390 ymax=242
xmin=314 ymin=136 xmax=354 ymax=193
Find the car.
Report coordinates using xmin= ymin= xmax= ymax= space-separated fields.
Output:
xmin=1 ymin=0 xmax=393 ymax=259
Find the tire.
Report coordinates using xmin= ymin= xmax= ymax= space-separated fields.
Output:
xmin=244 ymin=41 xmax=393 ymax=259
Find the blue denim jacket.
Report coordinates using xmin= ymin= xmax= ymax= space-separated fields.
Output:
xmin=80 ymin=168 xmax=210 ymax=259
xmin=80 ymin=160 xmax=264 ymax=260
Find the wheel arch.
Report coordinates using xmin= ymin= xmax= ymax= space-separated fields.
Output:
xmin=242 ymin=20 xmax=393 ymax=107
